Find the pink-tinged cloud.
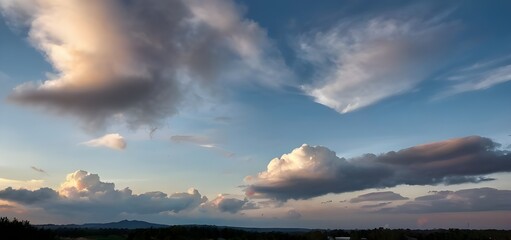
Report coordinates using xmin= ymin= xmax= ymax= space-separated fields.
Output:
xmin=0 ymin=0 xmax=289 ymax=130
xmin=203 ymin=194 xmax=257 ymax=214
xmin=245 ymin=136 xmax=511 ymax=200
xmin=82 ymin=133 xmax=126 ymax=150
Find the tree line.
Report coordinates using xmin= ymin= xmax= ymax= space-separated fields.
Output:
xmin=1 ymin=217 xmax=511 ymax=240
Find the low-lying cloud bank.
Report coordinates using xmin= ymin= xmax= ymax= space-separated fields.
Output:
xmin=380 ymin=188 xmax=511 ymax=213
xmin=245 ymin=136 xmax=511 ymax=201
xmin=0 ymin=170 xmax=207 ymax=217
xmin=350 ymin=191 xmax=408 ymax=203
xmin=0 ymin=170 xmax=260 ymax=219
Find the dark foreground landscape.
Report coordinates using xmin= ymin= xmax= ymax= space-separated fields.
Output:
xmin=2 ymin=217 xmax=511 ymax=240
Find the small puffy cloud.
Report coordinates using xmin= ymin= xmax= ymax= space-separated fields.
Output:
xmin=381 ymin=188 xmax=511 ymax=213
xmin=82 ymin=133 xmax=126 ymax=150
xmin=350 ymin=191 xmax=408 ymax=203
xmin=205 ymin=194 xmax=257 ymax=214
xmin=245 ymin=136 xmax=511 ymax=201
xmin=1 ymin=0 xmax=289 ymax=130
xmin=0 ymin=170 xmax=207 ymax=217
xmin=298 ymin=7 xmax=458 ymax=114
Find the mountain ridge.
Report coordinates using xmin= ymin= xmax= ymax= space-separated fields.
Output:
xmin=37 ymin=219 xmax=168 ymax=229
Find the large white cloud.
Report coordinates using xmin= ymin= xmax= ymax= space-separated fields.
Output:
xmin=245 ymin=136 xmax=511 ymax=201
xmin=298 ymin=9 xmax=457 ymax=113
xmin=0 ymin=0 xmax=289 ymax=129
xmin=82 ymin=133 xmax=126 ymax=150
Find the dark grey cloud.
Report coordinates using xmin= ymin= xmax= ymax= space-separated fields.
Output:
xmin=1 ymin=0 xmax=288 ymax=130
xmin=350 ymin=191 xmax=408 ymax=203
xmin=30 ymin=166 xmax=46 ymax=174
xmin=285 ymin=209 xmax=302 ymax=219
xmin=360 ymin=202 xmax=392 ymax=209
xmin=245 ymin=136 xmax=511 ymax=201
xmin=0 ymin=187 xmax=58 ymax=204
xmin=0 ymin=170 xmax=207 ymax=217
xmin=380 ymin=188 xmax=511 ymax=213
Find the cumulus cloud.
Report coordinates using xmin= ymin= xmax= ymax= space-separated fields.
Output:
xmin=0 ymin=0 xmax=289 ymax=129
xmin=298 ymin=7 xmax=457 ymax=113
xmin=82 ymin=133 xmax=126 ymax=150
xmin=0 ymin=170 xmax=207 ymax=216
xmin=245 ymin=136 xmax=511 ymax=201
xmin=350 ymin=191 xmax=408 ymax=203
xmin=380 ymin=188 xmax=511 ymax=213
xmin=205 ymin=194 xmax=257 ymax=214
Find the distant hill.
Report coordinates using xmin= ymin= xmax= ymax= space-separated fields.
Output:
xmin=37 ymin=220 xmax=315 ymax=232
xmin=37 ymin=219 xmax=168 ymax=229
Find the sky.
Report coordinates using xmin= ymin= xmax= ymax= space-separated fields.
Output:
xmin=0 ymin=0 xmax=511 ymax=229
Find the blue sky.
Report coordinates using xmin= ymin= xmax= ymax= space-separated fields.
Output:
xmin=1 ymin=0 xmax=511 ymax=229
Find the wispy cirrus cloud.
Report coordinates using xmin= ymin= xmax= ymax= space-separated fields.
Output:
xmin=0 ymin=178 xmax=44 ymax=190
xmin=171 ymin=134 xmax=235 ymax=157
xmin=171 ymin=135 xmax=213 ymax=147
xmin=0 ymin=0 xmax=289 ymax=130
xmin=245 ymin=136 xmax=511 ymax=201
xmin=81 ymin=133 xmax=126 ymax=150
xmin=438 ymin=55 xmax=511 ymax=98
xmin=297 ymin=7 xmax=458 ymax=113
